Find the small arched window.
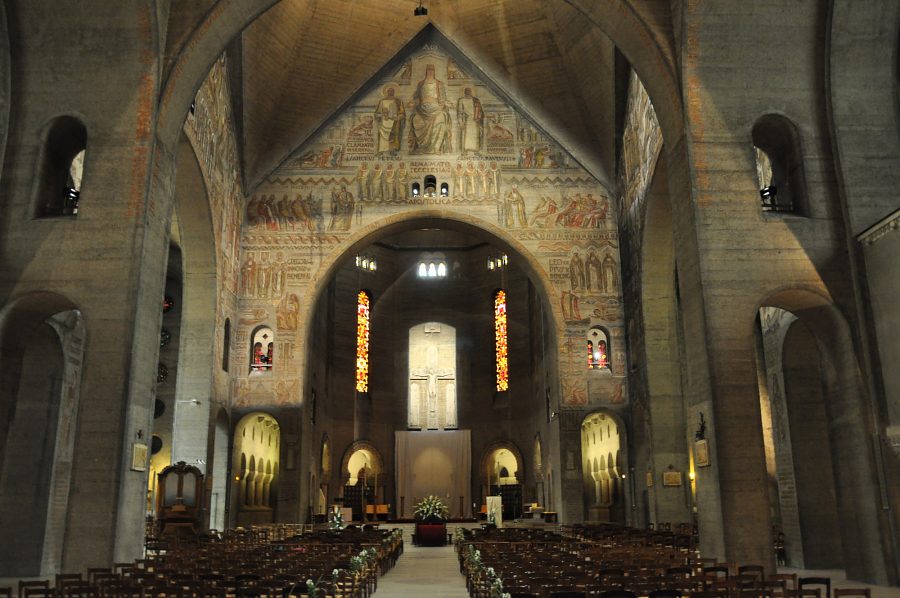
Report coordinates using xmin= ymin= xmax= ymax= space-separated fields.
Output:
xmin=250 ymin=326 xmax=274 ymax=373
xmin=587 ymin=327 xmax=610 ymax=370
xmin=751 ymin=114 xmax=807 ymax=215
xmin=222 ymin=318 xmax=231 ymax=372
xmin=34 ymin=116 xmax=87 ymax=218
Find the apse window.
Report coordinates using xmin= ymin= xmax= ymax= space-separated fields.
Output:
xmin=587 ymin=326 xmax=610 ymax=370
xmin=356 ymin=290 xmax=371 ymax=393
xmin=250 ymin=326 xmax=274 ymax=373
xmin=33 ymin=116 xmax=87 ymax=218
xmin=487 ymin=254 xmax=508 ymax=271
xmin=355 ymin=255 xmax=377 ymax=272
xmin=417 ymin=260 xmax=447 ymax=278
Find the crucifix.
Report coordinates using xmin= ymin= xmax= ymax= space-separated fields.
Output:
xmin=408 ymin=324 xmax=456 ymax=429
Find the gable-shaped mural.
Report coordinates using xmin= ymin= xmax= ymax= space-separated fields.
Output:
xmin=237 ymin=40 xmax=627 ymax=408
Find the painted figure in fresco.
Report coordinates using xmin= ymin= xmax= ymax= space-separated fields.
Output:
xmin=382 ymin=162 xmax=395 ymax=201
xmin=586 ymin=249 xmax=603 ymax=291
xmin=370 ymin=164 xmax=383 ymax=201
xmin=408 ymin=64 xmax=452 ymax=154
xmin=453 ymin=163 xmax=464 ymax=197
xmin=256 ymin=253 xmax=271 ymax=299
xmin=456 ymin=87 xmax=484 ymax=156
xmin=355 ymin=162 xmax=369 ymax=200
xmin=488 ymin=162 xmax=501 ymax=198
xmin=602 ymin=254 xmax=618 ymax=294
xmin=276 ymin=194 xmax=293 ymax=230
xmin=395 ymin=162 xmax=409 ymax=201
xmin=327 ymin=185 xmax=355 ymax=231
xmin=241 ymin=252 xmax=257 ymax=296
xmin=465 ymin=162 xmax=478 ymax=199
xmin=277 ymin=293 xmax=300 ymax=330
xmin=375 ymin=86 xmax=405 ymax=157
xmin=529 ymin=195 xmax=559 ymax=227
xmin=504 ymin=184 xmax=528 ymax=228
xmin=570 ymin=251 xmax=586 ymax=290
xmin=290 ymin=194 xmax=314 ymax=231
xmin=555 ymin=194 xmax=580 ymax=227
xmin=478 ymin=162 xmax=489 ymax=196
xmin=271 ymin=252 xmax=286 ymax=298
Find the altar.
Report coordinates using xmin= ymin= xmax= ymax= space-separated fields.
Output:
xmin=395 ymin=429 xmax=471 ymax=519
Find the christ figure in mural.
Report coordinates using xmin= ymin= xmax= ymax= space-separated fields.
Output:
xmin=408 ymin=64 xmax=452 ymax=154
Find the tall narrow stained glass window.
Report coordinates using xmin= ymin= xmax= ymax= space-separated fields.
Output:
xmin=356 ymin=290 xmax=371 ymax=393
xmin=494 ymin=289 xmax=509 ymax=392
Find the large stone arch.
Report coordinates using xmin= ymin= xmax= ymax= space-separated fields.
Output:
xmin=479 ymin=439 xmax=525 ymax=486
xmin=638 ymin=150 xmax=693 ymax=531
xmin=170 ymin=135 xmax=218 ymax=471
xmin=338 ymin=439 xmax=385 ymax=487
xmin=755 ymin=287 xmax=891 ymax=583
xmin=300 ymin=209 xmax=564 ymax=358
xmin=0 ymin=291 xmax=83 ymax=576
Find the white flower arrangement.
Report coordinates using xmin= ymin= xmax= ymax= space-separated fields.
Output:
xmin=414 ymin=495 xmax=449 ymax=521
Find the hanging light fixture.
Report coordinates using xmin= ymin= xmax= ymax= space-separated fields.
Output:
xmin=414 ymin=0 xmax=428 ymax=16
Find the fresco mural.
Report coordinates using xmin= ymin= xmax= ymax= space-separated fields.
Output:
xmin=238 ymin=41 xmax=627 ymax=407
xmin=183 ymin=54 xmax=244 ymax=404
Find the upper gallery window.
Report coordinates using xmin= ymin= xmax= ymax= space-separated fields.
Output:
xmin=34 ymin=116 xmax=87 ymax=218
xmin=250 ymin=326 xmax=274 ymax=373
xmin=494 ymin=289 xmax=509 ymax=392
xmin=356 ymin=290 xmax=371 ymax=393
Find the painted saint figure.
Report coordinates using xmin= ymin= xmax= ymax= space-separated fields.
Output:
xmin=456 ymin=87 xmax=484 ymax=156
xmin=504 ymin=185 xmax=528 ymax=228
xmin=374 ymin=87 xmax=405 ymax=157
xmin=408 ymin=64 xmax=452 ymax=154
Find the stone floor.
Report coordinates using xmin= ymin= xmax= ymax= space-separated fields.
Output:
xmin=377 ymin=542 xmax=469 ymax=597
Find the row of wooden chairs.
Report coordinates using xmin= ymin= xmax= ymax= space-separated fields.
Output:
xmin=459 ymin=525 xmax=872 ymax=598
xmin=3 ymin=525 xmax=403 ymax=598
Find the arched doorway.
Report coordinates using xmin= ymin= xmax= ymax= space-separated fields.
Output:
xmin=339 ymin=440 xmax=384 ymax=522
xmin=232 ymin=412 xmax=280 ymax=525
xmin=0 ymin=293 xmax=84 ymax=576
xmin=754 ymin=292 xmax=889 ymax=580
xmin=480 ymin=442 xmax=524 ymax=520
xmin=581 ymin=411 xmax=626 ymax=524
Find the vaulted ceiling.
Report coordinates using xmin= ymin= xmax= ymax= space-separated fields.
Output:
xmin=166 ymin=0 xmax=676 ymax=194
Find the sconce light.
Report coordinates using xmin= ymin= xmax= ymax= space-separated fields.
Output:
xmin=414 ymin=0 xmax=427 ymax=16
xmin=440 ymin=182 xmax=449 ymax=197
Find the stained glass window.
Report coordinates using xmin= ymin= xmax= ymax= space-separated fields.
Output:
xmin=356 ymin=290 xmax=371 ymax=393
xmin=587 ymin=327 xmax=609 ymax=370
xmin=251 ymin=326 xmax=274 ymax=372
xmin=494 ymin=289 xmax=509 ymax=392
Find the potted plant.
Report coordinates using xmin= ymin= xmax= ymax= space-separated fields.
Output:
xmin=413 ymin=495 xmax=449 ymax=546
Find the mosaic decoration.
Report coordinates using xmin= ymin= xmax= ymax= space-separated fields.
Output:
xmin=356 ymin=290 xmax=371 ymax=393
xmin=494 ymin=289 xmax=509 ymax=392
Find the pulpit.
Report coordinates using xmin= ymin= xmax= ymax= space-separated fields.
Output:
xmin=156 ymin=461 xmax=204 ymax=538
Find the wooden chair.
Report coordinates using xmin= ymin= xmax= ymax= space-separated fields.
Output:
xmin=648 ymin=590 xmax=683 ymax=598
xmin=769 ymin=574 xmax=798 ymax=592
xmin=739 ymin=565 xmax=765 ymax=581
xmin=548 ymin=592 xmax=586 ymax=598
xmin=799 ymin=577 xmax=831 ymax=598
xmin=18 ymin=580 xmax=53 ymax=598
xmin=599 ymin=591 xmax=637 ymax=598
xmin=833 ymin=590 xmax=870 ymax=598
